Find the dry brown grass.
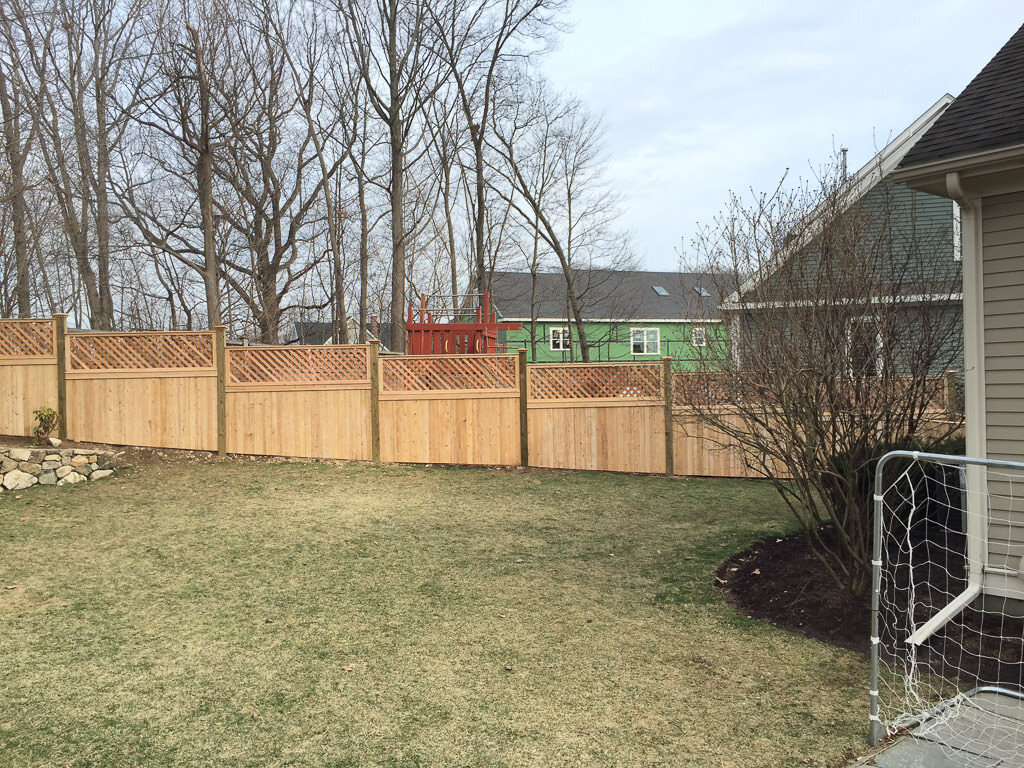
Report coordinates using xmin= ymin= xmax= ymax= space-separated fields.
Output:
xmin=0 ymin=459 xmax=869 ymax=767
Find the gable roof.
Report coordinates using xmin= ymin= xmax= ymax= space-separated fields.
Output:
xmin=901 ymin=23 xmax=1024 ymax=168
xmin=728 ymin=94 xmax=955 ymax=304
xmin=490 ymin=270 xmax=720 ymax=321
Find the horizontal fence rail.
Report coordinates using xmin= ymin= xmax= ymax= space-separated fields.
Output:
xmin=0 ymin=317 xmax=961 ymax=478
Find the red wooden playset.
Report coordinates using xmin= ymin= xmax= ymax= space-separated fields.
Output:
xmin=405 ymin=292 xmax=521 ymax=355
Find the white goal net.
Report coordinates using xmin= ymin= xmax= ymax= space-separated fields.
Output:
xmin=871 ymin=451 xmax=1024 ymax=765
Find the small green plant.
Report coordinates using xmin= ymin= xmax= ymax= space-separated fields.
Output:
xmin=32 ymin=407 xmax=60 ymax=445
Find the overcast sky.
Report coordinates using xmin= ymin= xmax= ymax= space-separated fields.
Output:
xmin=538 ymin=1 xmax=1023 ymax=271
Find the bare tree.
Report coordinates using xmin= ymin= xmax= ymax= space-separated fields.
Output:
xmin=428 ymin=0 xmax=562 ymax=294
xmin=114 ymin=0 xmax=238 ymax=329
xmin=685 ymin=160 xmax=964 ymax=597
xmin=491 ymin=76 xmax=629 ymax=361
xmin=337 ymin=0 xmax=445 ymax=352
xmin=0 ymin=13 xmax=36 ymax=316
xmin=6 ymin=0 xmax=164 ymax=328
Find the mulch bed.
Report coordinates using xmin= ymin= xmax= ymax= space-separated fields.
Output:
xmin=720 ymin=531 xmax=1024 ymax=688
xmin=717 ymin=532 xmax=871 ymax=654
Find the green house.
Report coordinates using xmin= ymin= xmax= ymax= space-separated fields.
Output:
xmin=490 ymin=270 xmax=726 ymax=369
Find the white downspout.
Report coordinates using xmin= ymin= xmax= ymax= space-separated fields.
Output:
xmin=907 ymin=172 xmax=987 ymax=646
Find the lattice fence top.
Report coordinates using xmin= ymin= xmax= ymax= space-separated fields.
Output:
xmin=228 ymin=345 xmax=368 ymax=384
xmin=0 ymin=320 xmax=53 ymax=357
xmin=528 ymin=363 xmax=661 ymax=401
xmin=69 ymin=332 xmax=214 ymax=370
xmin=673 ymin=372 xmax=733 ymax=407
xmin=382 ymin=355 xmax=517 ymax=392
xmin=671 ymin=371 xmax=953 ymax=410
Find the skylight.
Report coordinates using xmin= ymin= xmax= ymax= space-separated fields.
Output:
xmin=694 ymin=285 xmax=711 ymax=297
xmin=652 ymin=286 xmax=669 ymax=296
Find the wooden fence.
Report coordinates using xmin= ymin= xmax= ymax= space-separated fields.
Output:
xmin=0 ymin=317 xmax=956 ymax=479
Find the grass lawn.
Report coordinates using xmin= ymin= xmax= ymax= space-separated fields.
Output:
xmin=0 ymin=459 xmax=869 ymax=767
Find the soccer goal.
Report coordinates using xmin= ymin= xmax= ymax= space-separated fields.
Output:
xmin=871 ymin=450 xmax=1024 ymax=765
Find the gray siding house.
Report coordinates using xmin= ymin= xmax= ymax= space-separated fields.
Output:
xmin=727 ymin=96 xmax=963 ymax=377
xmin=895 ymin=21 xmax=1024 ymax=604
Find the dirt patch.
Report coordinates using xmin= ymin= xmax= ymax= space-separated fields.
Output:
xmin=717 ymin=531 xmax=870 ymax=654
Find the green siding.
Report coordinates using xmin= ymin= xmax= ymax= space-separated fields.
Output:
xmin=503 ymin=320 xmax=728 ymax=369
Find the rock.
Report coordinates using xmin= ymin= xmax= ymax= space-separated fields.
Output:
xmin=75 ymin=465 xmax=92 ymax=477
xmin=88 ymin=463 xmax=98 ymax=472
xmin=59 ymin=448 xmax=73 ymax=457
xmin=18 ymin=462 xmax=41 ymax=474
xmin=38 ymin=470 xmax=57 ymax=486
xmin=47 ymin=437 xmax=62 ymax=448
xmin=72 ymin=449 xmax=93 ymax=456
xmin=55 ymin=465 xmax=74 ymax=479
xmin=1 ymin=458 xmax=17 ymax=472
xmin=90 ymin=469 xmax=113 ymax=481
xmin=9 ymin=448 xmax=32 ymax=462
xmin=87 ymin=455 xmax=98 ymax=464
xmin=3 ymin=470 xmax=37 ymax=490
xmin=44 ymin=454 xmax=60 ymax=461
xmin=70 ymin=455 xmax=90 ymax=467
xmin=57 ymin=472 xmax=86 ymax=486
xmin=41 ymin=460 xmax=61 ymax=470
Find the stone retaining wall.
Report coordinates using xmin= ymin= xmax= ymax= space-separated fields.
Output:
xmin=0 ymin=445 xmax=117 ymax=490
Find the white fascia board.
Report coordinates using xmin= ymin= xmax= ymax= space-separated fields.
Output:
xmin=729 ymin=94 xmax=956 ymax=303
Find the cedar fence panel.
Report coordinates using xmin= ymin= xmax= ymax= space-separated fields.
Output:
xmin=0 ymin=318 xmax=957 ymax=479
xmin=225 ymin=344 xmax=372 ymax=460
xmin=66 ymin=331 xmax=217 ymax=451
xmin=379 ymin=354 xmax=520 ymax=465
xmin=0 ymin=319 xmax=58 ymax=437
xmin=527 ymin=362 xmax=666 ymax=473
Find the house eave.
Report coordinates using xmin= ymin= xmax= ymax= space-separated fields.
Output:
xmin=893 ymin=142 xmax=1024 ymax=197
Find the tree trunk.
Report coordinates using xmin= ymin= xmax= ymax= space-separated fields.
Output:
xmin=0 ymin=68 xmax=31 ymax=317
xmin=188 ymin=24 xmax=221 ymax=329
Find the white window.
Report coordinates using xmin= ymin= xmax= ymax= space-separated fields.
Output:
xmin=630 ymin=328 xmax=659 ymax=355
xmin=550 ymin=327 xmax=570 ymax=351
xmin=691 ymin=326 xmax=707 ymax=347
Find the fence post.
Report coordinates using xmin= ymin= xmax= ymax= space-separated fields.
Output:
xmin=518 ymin=348 xmax=529 ymax=468
xmin=54 ymin=314 xmax=68 ymax=440
xmin=369 ymin=340 xmax=381 ymax=463
xmin=215 ymin=326 xmax=227 ymax=456
xmin=662 ymin=356 xmax=674 ymax=477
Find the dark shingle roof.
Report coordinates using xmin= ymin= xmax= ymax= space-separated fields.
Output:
xmin=901 ymin=23 xmax=1024 ymax=167
xmin=290 ymin=321 xmax=392 ymax=349
xmin=489 ymin=270 xmax=720 ymax=321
